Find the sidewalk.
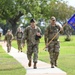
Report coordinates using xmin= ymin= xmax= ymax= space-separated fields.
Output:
xmin=0 ymin=42 xmax=67 ymax=75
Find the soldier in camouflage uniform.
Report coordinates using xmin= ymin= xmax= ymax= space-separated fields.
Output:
xmin=44 ymin=16 xmax=62 ymax=68
xmin=23 ymin=19 xmax=42 ymax=69
xmin=64 ymin=24 xmax=72 ymax=41
xmin=16 ymin=27 xmax=23 ymax=52
xmin=4 ymin=30 xmax=13 ymax=53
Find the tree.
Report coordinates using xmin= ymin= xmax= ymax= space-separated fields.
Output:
xmin=43 ymin=0 xmax=75 ymax=21
xmin=0 ymin=0 xmax=42 ymax=35
xmin=0 ymin=0 xmax=23 ymax=35
xmin=0 ymin=0 xmax=75 ymax=35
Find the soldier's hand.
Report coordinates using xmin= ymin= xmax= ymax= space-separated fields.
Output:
xmin=36 ymin=32 xmax=41 ymax=36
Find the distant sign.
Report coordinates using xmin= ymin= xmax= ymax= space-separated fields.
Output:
xmin=68 ymin=14 xmax=75 ymax=30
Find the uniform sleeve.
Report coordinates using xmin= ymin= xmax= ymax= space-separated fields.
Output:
xmin=44 ymin=26 xmax=48 ymax=45
xmin=37 ymin=27 xmax=42 ymax=35
xmin=58 ymin=25 xmax=63 ymax=34
xmin=4 ymin=34 xmax=7 ymax=41
xmin=11 ymin=34 xmax=13 ymax=40
xmin=23 ymin=27 xmax=28 ymax=43
xmin=56 ymin=24 xmax=63 ymax=34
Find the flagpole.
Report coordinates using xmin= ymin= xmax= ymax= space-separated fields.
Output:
xmin=43 ymin=22 xmax=67 ymax=50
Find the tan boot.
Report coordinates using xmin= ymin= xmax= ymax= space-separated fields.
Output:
xmin=33 ymin=62 xmax=37 ymax=69
xmin=28 ymin=60 xmax=31 ymax=67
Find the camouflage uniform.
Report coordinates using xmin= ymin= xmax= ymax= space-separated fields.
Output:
xmin=23 ymin=19 xmax=41 ymax=69
xmin=16 ymin=28 xmax=23 ymax=52
xmin=64 ymin=24 xmax=72 ymax=41
xmin=44 ymin=16 xmax=61 ymax=68
xmin=4 ymin=30 xmax=13 ymax=53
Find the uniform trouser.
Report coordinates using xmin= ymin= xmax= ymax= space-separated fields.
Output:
xmin=7 ymin=40 xmax=11 ymax=52
xmin=27 ymin=44 xmax=38 ymax=63
xmin=49 ymin=51 xmax=59 ymax=65
xmin=48 ymin=41 xmax=60 ymax=65
xmin=17 ymin=40 xmax=22 ymax=51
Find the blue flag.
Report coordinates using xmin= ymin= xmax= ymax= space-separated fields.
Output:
xmin=68 ymin=14 xmax=75 ymax=30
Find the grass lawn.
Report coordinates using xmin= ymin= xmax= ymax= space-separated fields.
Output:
xmin=12 ymin=35 xmax=75 ymax=75
xmin=0 ymin=45 xmax=26 ymax=75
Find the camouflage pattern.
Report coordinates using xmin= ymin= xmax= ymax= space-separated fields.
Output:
xmin=27 ymin=44 xmax=38 ymax=63
xmin=23 ymin=25 xmax=41 ymax=63
xmin=4 ymin=30 xmax=13 ymax=53
xmin=16 ymin=28 xmax=23 ymax=52
xmin=44 ymin=24 xmax=60 ymax=67
xmin=64 ymin=24 xmax=73 ymax=40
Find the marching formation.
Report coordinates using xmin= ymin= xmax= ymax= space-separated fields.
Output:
xmin=4 ymin=16 xmax=64 ymax=69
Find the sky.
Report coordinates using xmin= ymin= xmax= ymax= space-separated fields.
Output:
xmin=63 ymin=0 xmax=75 ymax=7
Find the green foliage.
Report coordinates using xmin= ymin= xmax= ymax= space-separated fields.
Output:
xmin=0 ymin=0 xmax=75 ymax=21
xmin=0 ymin=0 xmax=15 ymax=19
xmin=45 ymin=1 xmax=75 ymax=21
xmin=0 ymin=0 xmax=75 ymax=35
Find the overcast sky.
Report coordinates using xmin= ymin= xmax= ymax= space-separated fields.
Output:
xmin=64 ymin=0 xmax=75 ymax=7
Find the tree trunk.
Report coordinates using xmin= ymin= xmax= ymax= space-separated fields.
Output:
xmin=11 ymin=22 xmax=17 ymax=36
xmin=8 ymin=11 xmax=23 ymax=36
xmin=8 ymin=19 xmax=17 ymax=36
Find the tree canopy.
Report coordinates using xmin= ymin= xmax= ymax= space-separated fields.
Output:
xmin=0 ymin=0 xmax=75 ymax=35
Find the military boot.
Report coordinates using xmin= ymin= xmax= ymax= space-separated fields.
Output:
xmin=51 ymin=62 xmax=54 ymax=68
xmin=21 ymin=48 xmax=22 ymax=52
xmin=28 ymin=60 xmax=31 ymax=67
xmin=33 ymin=62 xmax=37 ymax=69
xmin=54 ymin=52 xmax=59 ymax=67
xmin=7 ymin=47 xmax=10 ymax=53
xmin=55 ymin=60 xmax=57 ymax=67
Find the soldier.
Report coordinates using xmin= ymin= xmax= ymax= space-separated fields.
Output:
xmin=4 ymin=30 xmax=13 ymax=53
xmin=44 ymin=16 xmax=62 ymax=68
xmin=64 ymin=24 xmax=73 ymax=41
xmin=23 ymin=19 xmax=42 ymax=69
xmin=15 ymin=27 xmax=23 ymax=52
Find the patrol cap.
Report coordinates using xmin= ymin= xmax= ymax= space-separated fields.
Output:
xmin=7 ymin=29 xmax=10 ymax=32
xmin=51 ymin=16 xmax=56 ymax=21
xmin=30 ymin=19 xmax=35 ymax=23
